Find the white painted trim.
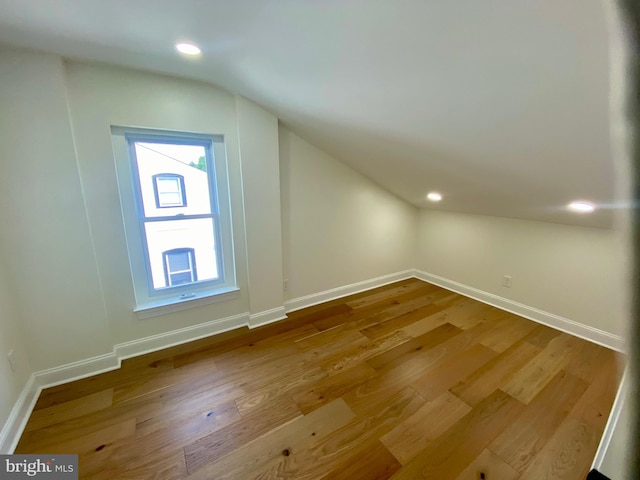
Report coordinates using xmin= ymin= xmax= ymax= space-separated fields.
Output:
xmin=2 ymin=268 xmax=626 ymax=454
xmin=414 ymin=270 xmax=625 ymax=352
xmin=0 ymin=375 xmax=39 ymax=454
xmin=0 ymin=311 xmax=250 ymax=453
xmin=35 ymin=352 xmax=120 ymax=389
xmin=21 ymin=311 xmax=249 ymax=392
xmin=284 ymin=270 xmax=415 ymax=313
xmin=592 ymin=367 xmax=629 ymax=471
xmin=134 ymin=287 xmax=241 ymax=320
xmin=116 ymin=312 xmax=248 ymax=360
xmin=248 ymin=307 xmax=288 ymax=329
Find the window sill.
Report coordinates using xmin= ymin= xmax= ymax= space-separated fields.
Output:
xmin=134 ymin=286 xmax=240 ymax=320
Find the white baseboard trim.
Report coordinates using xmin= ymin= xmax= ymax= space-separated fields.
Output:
xmin=414 ymin=270 xmax=625 ymax=352
xmin=31 ymin=313 xmax=250 ymax=390
xmin=0 ymin=375 xmax=39 ymax=454
xmin=35 ymin=352 xmax=120 ymax=390
xmin=248 ymin=307 xmax=288 ymax=329
xmin=115 ymin=312 xmax=249 ymax=360
xmin=3 ymin=268 xmax=625 ymax=454
xmin=0 ymin=311 xmax=251 ymax=453
xmin=284 ymin=270 xmax=415 ymax=313
xmin=592 ymin=367 xmax=629 ymax=471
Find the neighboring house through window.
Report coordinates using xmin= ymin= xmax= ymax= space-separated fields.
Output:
xmin=111 ymin=127 xmax=237 ymax=314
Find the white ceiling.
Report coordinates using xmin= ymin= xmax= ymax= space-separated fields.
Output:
xmin=0 ymin=0 xmax=619 ymax=228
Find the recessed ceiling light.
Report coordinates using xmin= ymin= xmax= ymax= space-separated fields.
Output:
xmin=568 ymin=201 xmax=595 ymax=213
xmin=427 ymin=192 xmax=442 ymax=202
xmin=175 ymin=43 xmax=201 ymax=55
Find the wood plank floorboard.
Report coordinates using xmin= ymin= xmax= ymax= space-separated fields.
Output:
xmin=15 ymin=279 xmax=623 ymax=480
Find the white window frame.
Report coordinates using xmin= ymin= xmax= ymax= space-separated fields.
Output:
xmin=111 ymin=126 xmax=238 ymax=317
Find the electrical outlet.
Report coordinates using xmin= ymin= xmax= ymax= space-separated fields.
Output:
xmin=7 ymin=350 xmax=17 ymax=372
xmin=502 ymin=275 xmax=512 ymax=288
xmin=283 ymin=279 xmax=289 ymax=291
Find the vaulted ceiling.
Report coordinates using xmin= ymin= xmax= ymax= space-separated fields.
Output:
xmin=0 ymin=0 xmax=619 ymax=228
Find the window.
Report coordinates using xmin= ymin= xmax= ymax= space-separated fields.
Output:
xmin=111 ymin=127 xmax=237 ymax=314
xmin=153 ymin=173 xmax=186 ymax=208
xmin=164 ymin=248 xmax=197 ymax=286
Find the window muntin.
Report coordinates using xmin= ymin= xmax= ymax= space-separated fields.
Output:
xmin=153 ymin=174 xmax=186 ymax=208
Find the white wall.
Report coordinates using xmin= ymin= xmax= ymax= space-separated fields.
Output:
xmin=597 ymin=1 xmax=635 ymax=476
xmin=0 ymin=50 xmax=418 ymax=377
xmin=0 ymin=47 xmax=629 ymax=463
xmin=235 ymin=97 xmax=285 ymax=318
xmin=416 ymin=210 xmax=627 ymax=337
xmin=279 ymin=127 xmax=417 ymax=301
xmin=0 ymin=251 xmax=32 ymax=449
xmin=63 ymin=61 xmax=251 ymax=345
xmin=0 ymin=49 xmax=112 ymax=370
xmin=4 ymin=51 xmax=624 ymax=366
xmin=0 ymin=52 xmax=292 ymax=378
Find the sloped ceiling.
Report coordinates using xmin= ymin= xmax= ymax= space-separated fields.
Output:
xmin=0 ymin=0 xmax=618 ymax=227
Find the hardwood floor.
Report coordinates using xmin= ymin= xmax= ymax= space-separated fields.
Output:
xmin=15 ymin=279 xmax=623 ymax=479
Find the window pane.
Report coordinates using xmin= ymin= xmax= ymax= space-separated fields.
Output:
xmin=134 ymin=142 xmax=212 ymax=217
xmin=145 ymin=218 xmax=219 ymax=290
xmin=166 ymin=251 xmax=191 ymax=272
